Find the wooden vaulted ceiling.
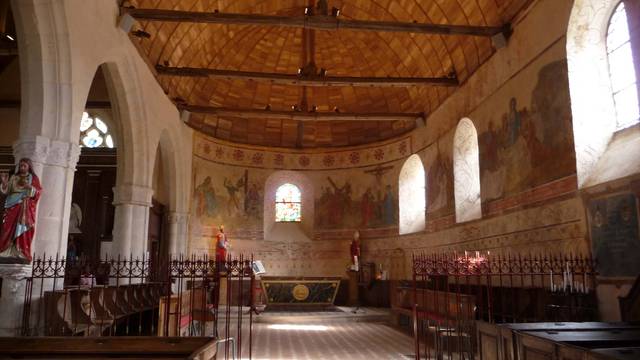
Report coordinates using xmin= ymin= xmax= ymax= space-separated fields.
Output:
xmin=128 ymin=0 xmax=529 ymax=148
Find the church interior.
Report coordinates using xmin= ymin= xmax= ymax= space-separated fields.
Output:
xmin=0 ymin=0 xmax=639 ymax=359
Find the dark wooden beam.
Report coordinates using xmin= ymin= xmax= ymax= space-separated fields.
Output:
xmin=156 ymin=66 xmax=458 ymax=87
xmin=180 ymin=104 xmax=424 ymax=122
xmin=125 ymin=8 xmax=508 ymax=37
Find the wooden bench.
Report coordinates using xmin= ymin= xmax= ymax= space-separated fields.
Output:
xmin=0 ymin=336 xmax=217 ymax=359
xmin=392 ymin=286 xmax=476 ymax=357
xmin=44 ymin=283 xmax=163 ymax=336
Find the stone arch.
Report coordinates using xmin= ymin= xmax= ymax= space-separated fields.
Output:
xmin=263 ymin=171 xmax=314 ymax=242
xmin=399 ymin=154 xmax=426 ymax=235
xmin=453 ymin=118 xmax=482 ymax=223
xmin=100 ymin=60 xmax=150 ymax=188
xmin=567 ymin=0 xmax=622 ymax=187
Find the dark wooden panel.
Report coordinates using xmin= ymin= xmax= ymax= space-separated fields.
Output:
xmin=0 ymin=336 xmax=216 ymax=358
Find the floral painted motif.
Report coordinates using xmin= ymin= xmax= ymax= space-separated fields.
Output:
xmin=203 ymin=144 xmax=212 ymax=154
xmin=215 ymin=147 xmax=224 ymax=158
xmin=322 ymin=155 xmax=335 ymax=167
xmin=349 ymin=152 xmax=360 ymax=164
xmin=251 ymin=152 xmax=264 ymax=165
xmin=232 ymin=149 xmax=245 ymax=161
xmin=273 ymin=154 xmax=285 ymax=166
xmin=398 ymin=141 xmax=408 ymax=155
xmin=298 ymin=155 xmax=310 ymax=167
xmin=374 ymin=149 xmax=385 ymax=161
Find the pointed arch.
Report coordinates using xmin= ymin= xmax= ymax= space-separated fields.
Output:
xmin=399 ymin=154 xmax=426 ymax=235
xmin=453 ymin=118 xmax=482 ymax=223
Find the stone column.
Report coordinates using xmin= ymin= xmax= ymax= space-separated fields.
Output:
xmin=166 ymin=211 xmax=189 ymax=256
xmin=112 ymin=184 xmax=153 ymax=259
xmin=0 ymin=265 xmax=31 ymax=336
xmin=13 ymin=136 xmax=80 ymax=257
xmin=0 ymin=136 xmax=79 ymax=336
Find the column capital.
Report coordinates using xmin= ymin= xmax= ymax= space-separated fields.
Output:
xmin=113 ymin=184 xmax=153 ymax=207
xmin=12 ymin=136 xmax=80 ymax=170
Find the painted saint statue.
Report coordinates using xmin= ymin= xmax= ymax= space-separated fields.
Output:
xmin=215 ymin=225 xmax=229 ymax=263
xmin=0 ymin=158 xmax=42 ymax=263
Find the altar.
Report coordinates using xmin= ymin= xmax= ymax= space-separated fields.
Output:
xmin=260 ymin=276 xmax=341 ymax=306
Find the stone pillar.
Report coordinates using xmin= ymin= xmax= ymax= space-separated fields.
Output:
xmin=112 ymin=184 xmax=153 ymax=258
xmin=166 ymin=211 xmax=189 ymax=256
xmin=0 ymin=136 xmax=78 ymax=337
xmin=13 ymin=136 xmax=80 ymax=258
xmin=0 ymin=265 xmax=31 ymax=336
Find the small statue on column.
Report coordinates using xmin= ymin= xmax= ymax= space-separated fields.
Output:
xmin=0 ymin=158 xmax=42 ymax=263
xmin=350 ymin=229 xmax=361 ymax=271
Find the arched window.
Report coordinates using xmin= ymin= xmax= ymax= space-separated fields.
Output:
xmin=399 ymin=154 xmax=425 ymax=235
xmin=453 ymin=118 xmax=482 ymax=222
xmin=606 ymin=2 xmax=639 ymax=129
xmin=275 ymin=183 xmax=302 ymax=222
xmin=80 ymin=112 xmax=115 ymax=148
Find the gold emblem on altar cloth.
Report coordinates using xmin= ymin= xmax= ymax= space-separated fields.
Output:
xmin=292 ymin=284 xmax=310 ymax=301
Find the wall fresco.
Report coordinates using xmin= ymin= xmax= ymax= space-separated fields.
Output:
xmin=314 ymin=165 xmax=398 ymax=230
xmin=192 ymin=158 xmax=267 ymax=241
xmin=589 ymin=194 xmax=640 ymax=277
xmin=479 ymin=60 xmax=576 ymax=201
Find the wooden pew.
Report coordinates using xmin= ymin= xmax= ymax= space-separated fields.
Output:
xmin=477 ymin=321 xmax=640 ymax=360
xmin=45 ymin=284 xmax=163 ymax=336
xmin=0 ymin=336 xmax=217 ymax=359
xmin=392 ymin=286 xmax=476 ymax=356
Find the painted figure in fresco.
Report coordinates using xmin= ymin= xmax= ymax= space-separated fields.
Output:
xmin=223 ymin=176 xmax=245 ymax=216
xmin=479 ymin=120 xmax=500 ymax=173
xmin=215 ymin=225 xmax=229 ymax=263
xmin=505 ymin=97 xmax=521 ymax=147
xmin=382 ymin=185 xmax=395 ymax=225
xmin=428 ymin=152 xmax=451 ymax=212
xmin=244 ymin=182 xmax=261 ymax=219
xmin=327 ymin=177 xmax=352 ymax=227
xmin=360 ymin=187 xmax=375 ymax=227
xmin=0 ymin=158 xmax=42 ymax=263
xmin=195 ymin=176 xmax=217 ymax=218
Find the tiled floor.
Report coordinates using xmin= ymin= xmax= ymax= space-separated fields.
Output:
xmin=245 ymin=321 xmax=414 ymax=360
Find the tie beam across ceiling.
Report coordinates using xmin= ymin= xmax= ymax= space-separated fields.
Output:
xmin=179 ymin=104 xmax=425 ymax=122
xmin=156 ymin=66 xmax=458 ymax=87
xmin=125 ymin=8 xmax=509 ymax=37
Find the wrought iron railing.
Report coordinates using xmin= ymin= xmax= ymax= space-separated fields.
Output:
xmin=411 ymin=252 xmax=597 ymax=360
xmin=21 ymin=253 xmax=255 ymax=359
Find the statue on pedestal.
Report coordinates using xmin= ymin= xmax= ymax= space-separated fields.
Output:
xmin=215 ymin=225 xmax=229 ymax=263
xmin=350 ymin=230 xmax=361 ymax=271
xmin=0 ymin=158 xmax=42 ymax=263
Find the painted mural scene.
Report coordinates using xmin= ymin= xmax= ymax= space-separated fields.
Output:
xmin=193 ymin=165 xmax=264 ymax=237
xmin=1 ymin=0 xmax=640 ymax=359
xmin=315 ymin=168 xmax=397 ymax=230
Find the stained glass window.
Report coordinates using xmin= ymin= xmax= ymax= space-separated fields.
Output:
xmin=275 ymin=183 xmax=302 ymax=222
xmin=80 ymin=112 xmax=115 ymax=148
xmin=607 ymin=2 xmax=639 ymax=129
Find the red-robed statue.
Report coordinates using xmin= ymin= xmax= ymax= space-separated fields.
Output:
xmin=215 ymin=225 xmax=229 ymax=263
xmin=0 ymin=158 xmax=42 ymax=263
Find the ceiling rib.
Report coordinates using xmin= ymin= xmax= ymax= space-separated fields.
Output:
xmin=155 ymin=65 xmax=459 ymax=87
xmin=125 ymin=8 xmax=509 ymax=37
xmin=179 ymin=104 xmax=424 ymax=122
